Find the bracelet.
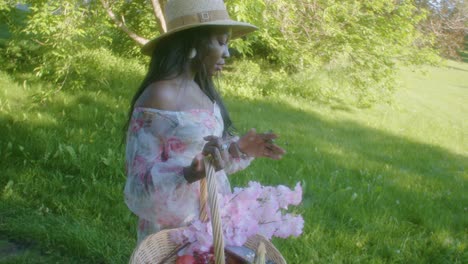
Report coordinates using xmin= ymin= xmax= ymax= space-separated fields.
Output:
xmin=230 ymin=141 xmax=249 ymax=159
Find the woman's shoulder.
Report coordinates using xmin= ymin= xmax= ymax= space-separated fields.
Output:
xmin=135 ymin=80 xmax=179 ymax=111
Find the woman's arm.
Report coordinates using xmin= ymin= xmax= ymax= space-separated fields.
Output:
xmin=124 ymin=109 xmax=199 ymax=226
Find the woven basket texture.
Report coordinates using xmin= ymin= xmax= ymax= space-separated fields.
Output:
xmin=129 ymin=231 xmax=286 ymax=264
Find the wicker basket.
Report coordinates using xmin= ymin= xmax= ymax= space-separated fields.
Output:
xmin=129 ymin=158 xmax=287 ymax=264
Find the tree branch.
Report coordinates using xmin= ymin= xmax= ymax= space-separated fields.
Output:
xmin=100 ymin=0 xmax=149 ymax=46
xmin=150 ymin=0 xmax=167 ymax=33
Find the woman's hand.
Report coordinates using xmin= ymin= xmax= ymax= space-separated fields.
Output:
xmin=183 ymin=153 xmax=205 ymax=183
xmin=202 ymin=135 xmax=229 ymax=170
xmin=237 ymin=129 xmax=286 ymax=159
xmin=183 ymin=136 xmax=229 ymax=183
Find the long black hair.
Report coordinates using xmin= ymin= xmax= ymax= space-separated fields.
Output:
xmin=124 ymin=26 xmax=235 ymax=138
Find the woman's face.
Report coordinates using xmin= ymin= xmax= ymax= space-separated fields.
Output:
xmin=201 ymin=31 xmax=230 ymax=76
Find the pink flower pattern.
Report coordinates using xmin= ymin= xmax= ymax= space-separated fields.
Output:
xmin=130 ymin=117 xmax=145 ymax=133
xmin=124 ymin=105 xmax=253 ymax=244
xmin=133 ymin=155 xmax=151 ymax=185
xmin=166 ymin=137 xmax=187 ymax=154
xmin=203 ymin=118 xmax=216 ymax=130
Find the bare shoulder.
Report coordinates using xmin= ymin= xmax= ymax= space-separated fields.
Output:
xmin=136 ymin=80 xmax=179 ymax=111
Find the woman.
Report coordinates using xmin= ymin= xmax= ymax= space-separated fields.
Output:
xmin=124 ymin=0 xmax=286 ymax=243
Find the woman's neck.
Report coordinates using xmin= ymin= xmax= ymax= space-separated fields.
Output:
xmin=177 ymin=61 xmax=196 ymax=81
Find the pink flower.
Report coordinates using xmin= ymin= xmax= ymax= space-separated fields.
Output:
xmin=130 ymin=117 xmax=144 ymax=132
xmin=166 ymin=137 xmax=187 ymax=154
xmin=276 ymin=183 xmax=302 ymax=208
xmin=258 ymin=222 xmax=277 ymax=240
xmin=203 ymin=117 xmax=216 ymax=130
xmin=275 ymin=214 xmax=304 ymax=238
xmin=188 ymin=109 xmax=205 ymax=114
xmin=291 ymin=216 xmax=305 ymax=237
xmin=170 ymin=181 xmax=304 ymax=254
xmin=158 ymin=215 xmax=182 ymax=227
xmin=133 ymin=155 xmax=151 ymax=184
xmin=291 ymin=182 xmax=303 ymax=205
xmin=138 ymin=219 xmax=148 ymax=232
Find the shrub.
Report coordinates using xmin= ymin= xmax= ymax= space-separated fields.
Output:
xmin=68 ymin=48 xmax=145 ymax=91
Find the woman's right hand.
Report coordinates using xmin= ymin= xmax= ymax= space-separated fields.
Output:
xmin=183 ymin=135 xmax=229 ymax=183
xmin=183 ymin=153 xmax=205 ymax=183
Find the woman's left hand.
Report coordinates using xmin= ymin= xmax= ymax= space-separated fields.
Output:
xmin=237 ymin=128 xmax=286 ymax=159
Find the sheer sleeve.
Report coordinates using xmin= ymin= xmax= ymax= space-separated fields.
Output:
xmin=124 ymin=109 xmax=200 ymax=228
xmin=223 ymin=136 xmax=254 ymax=175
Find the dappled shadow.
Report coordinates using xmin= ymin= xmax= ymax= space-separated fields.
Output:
xmin=227 ymin=97 xmax=466 ymax=183
xmin=230 ymin=102 xmax=466 ymax=209
xmin=446 ymin=65 xmax=468 ymax=72
xmin=1 ymin=79 xmax=467 ymax=262
xmin=224 ymin=97 xmax=467 ymax=262
xmin=0 ymin=87 xmax=134 ymax=263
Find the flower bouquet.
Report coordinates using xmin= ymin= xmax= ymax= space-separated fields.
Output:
xmin=171 ymin=181 xmax=304 ymax=263
xmin=129 ymin=159 xmax=303 ymax=264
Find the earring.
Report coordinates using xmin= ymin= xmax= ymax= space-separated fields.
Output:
xmin=188 ymin=48 xmax=197 ymax=59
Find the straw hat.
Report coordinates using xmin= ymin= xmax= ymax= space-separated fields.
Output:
xmin=141 ymin=0 xmax=258 ymax=56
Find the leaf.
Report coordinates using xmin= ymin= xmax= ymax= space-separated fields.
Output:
xmin=64 ymin=145 xmax=77 ymax=161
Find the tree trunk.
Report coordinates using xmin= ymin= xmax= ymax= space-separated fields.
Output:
xmin=150 ymin=0 xmax=167 ymax=33
xmin=100 ymin=0 xmax=149 ymax=46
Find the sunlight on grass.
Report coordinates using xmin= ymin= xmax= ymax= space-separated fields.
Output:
xmin=0 ymin=58 xmax=467 ymax=263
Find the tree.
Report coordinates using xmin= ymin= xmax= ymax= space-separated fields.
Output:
xmin=227 ymin=0 xmax=439 ymax=105
xmin=415 ymin=0 xmax=467 ymax=59
xmin=0 ymin=0 xmax=115 ymax=86
xmin=1 ymin=0 xmax=441 ymax=105
xmin=100 ymin=0 xmax=149 ymax=46
xmin=99 ymin=0 xmax=168 ymax=46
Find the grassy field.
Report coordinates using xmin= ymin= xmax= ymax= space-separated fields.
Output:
xmin=0 ymin=59 xmax=466 ymax=263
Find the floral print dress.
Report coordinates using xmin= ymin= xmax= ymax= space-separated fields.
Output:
xmin=124 ymin=103 xmax=253 ymax=243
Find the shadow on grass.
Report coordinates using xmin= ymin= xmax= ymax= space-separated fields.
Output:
xmin=460 ymin=53 xmax=468 ymax=63
xmin=446 ymin=65 xmax=468 ymax=72
xmin=226 ymin=97 xmax=466 ymax=262
xmin=1 ymin=83 xmax=467 ymax=262
xmin=227 ymin=97 xmax=466 ymax=184
xmin=0 ymin=90 xmax=134 ymax=263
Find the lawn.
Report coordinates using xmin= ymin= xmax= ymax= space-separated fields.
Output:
xmin=0 ymin=59 xmax=466 ymax=263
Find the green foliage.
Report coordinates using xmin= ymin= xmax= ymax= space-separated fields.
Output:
xmin=103 ymin=0 xmax=158 ymax=57
xmin=221 ymin=60 xmax=324 ymax=100
xmin=0 ymin=2 xmax=33 ymax=70
xmin=0 ymin=0 xmax=444 ymax=106
xmin=221 ymin=59 xmax=396 ymax=107
xmin=0 ymin=1 xmax=113 ymax=89
xmin=68 ymin=48 xmax=145 ymax=90
xmin=227 ymin=0 xmax=440 ymax=106
xmin=25 ymin=2 xmax=86 ymax=83
xmin=1 ymin=55 xmax=467 ymax=262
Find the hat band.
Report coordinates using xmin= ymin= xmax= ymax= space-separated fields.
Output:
xmin=167 ymin=10 xmax=231 ymax=31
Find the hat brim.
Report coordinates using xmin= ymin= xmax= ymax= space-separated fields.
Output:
xmin=141 ymin=20 xmax=258 ymax=56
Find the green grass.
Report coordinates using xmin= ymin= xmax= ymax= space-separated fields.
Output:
xmin=0 ymin=58 xmax=467 ymax=263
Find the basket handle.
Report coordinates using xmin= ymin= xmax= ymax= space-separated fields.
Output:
xmin=198 ymin=156 xmax=225 ymax=264
xmin=199 ymin=177 xmax=208 ymax=223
